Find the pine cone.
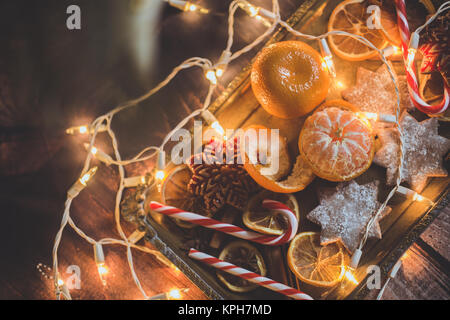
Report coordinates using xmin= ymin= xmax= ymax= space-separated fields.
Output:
xmin=187 ymin=138 xmax=258 ymax=214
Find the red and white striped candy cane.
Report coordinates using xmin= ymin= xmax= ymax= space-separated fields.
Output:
xmin=188 ymin=248 xmax=313 ymax=300
xmin=395 ymin=0 xmax=449 ymax=115
xmin=149 ymin=199 xmax=298 ymax=246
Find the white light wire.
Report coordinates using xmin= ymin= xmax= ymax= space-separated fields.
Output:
xmin=51 ymin=0 xmax=445 ymax=299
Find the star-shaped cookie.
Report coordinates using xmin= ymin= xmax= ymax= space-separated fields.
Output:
xmin=374 ymin=111 xmax=450 ymax=192
xmin=342 ymin=64 xmax=414 ymax=121
xmin=307 ymin=181 xmax=391 ymax=253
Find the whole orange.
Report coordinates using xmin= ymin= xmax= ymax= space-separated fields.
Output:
xmin=251 ymin=41 xmax=330 ymax=119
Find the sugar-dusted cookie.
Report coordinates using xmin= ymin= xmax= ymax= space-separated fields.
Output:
xmin=374 ymin=111 xmax=450 ymax=192
xmin=342 ymin=64 xmax=414 ymax=119
xmin=307 ymin=181 xmax=391 ymax=253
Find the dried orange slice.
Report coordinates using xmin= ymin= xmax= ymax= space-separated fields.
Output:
xmin=299 ymin=105 xmax=375 ymax=181
xmin=379 ymin=5 xmax=401 ymax=46
xmin=243 ymin=190 xmax=300 ymax=236
xmin=241 ymin=125 xmax=315 ymax=193
xmin=328 ymin=0 xmax=388 ymax=61
xmin=217 ymin=241 xmax=267 ymax=292
xmin=287 ymin=232 xmax=346 ymax=288
xmin=161 ymin=165 xmax=210 ymax=229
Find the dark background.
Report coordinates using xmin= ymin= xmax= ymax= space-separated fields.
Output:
xmin=0 ymin=0 xmax=302 ymax=299
xmin=0 ymin=0 xmax=448 ymax=300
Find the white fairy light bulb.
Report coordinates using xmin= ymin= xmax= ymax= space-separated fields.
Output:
xmin=336 ymin=80 xmax=345 ymax=89
xmin=155 ymin=150 xmax=166 ymax=192
xmin=57 ymin=278 xmax=65 ymax=287
xmin=407 ymin=32 xmax=420 ymax=70
xmin=344 ymin=267 xmax=359 ymax=285
xmin=396 ymin=186 xmax=434 ymax=205
xmin=319 ymin=39 xmax=336 ymax=78
xmin=357 ymin=112 xmax=396 ymax=124
xmin=66 ymin=125 xmax=88 ymax=135
xmin=123 ymin=175 xmax=148 ymax=188
xmin=66 ymin=124 xmax=107 ymax=135
xmin=201 ymin=110 xmax=226 ymax=139
xmin=83 ymin=143 xmax=114 ymax=165
xmin=237 ymin=0 xmax=274 ymax=27
xmin=67 ymin=167 xmax=98 ymax=198
xmin=204 ymin=69 xmax=218 ymax=84
xmin=382 ymin=45 xmax=401 ymax=57
xmin=55 ymin=274 xmax=71 ymax=300
xmin=147 ymin=288 xmax=188 ymax=300
xmin=215 ymin=50 xmax=232 ymax=78
xmin=167 ymin=0 xmax=209 ymax=14
xmin=94 ymin=243 xmax=108 ymax=286
xmin=349 ymin=248 xmax=363 ymax=269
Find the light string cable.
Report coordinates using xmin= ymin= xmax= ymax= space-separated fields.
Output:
xmin=52 ymin=0 xmax=413 ymax=299
xmin=52 ymin=57 xmax=212 ymax=299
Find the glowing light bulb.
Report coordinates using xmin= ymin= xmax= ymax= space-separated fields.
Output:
xmin=336 ymin=81 xmax=345 ymax=89
xmin=319 ymin=39 xmax=336 ymax=78
xmin=83 ymin=143 xmax=114 ymax=165
xmin=66 ymin=125 xmax=88 ymax=135
xmin=344 ymin=269 xmax=359 ymax=285
xmin=155 ymin=151 xmax=166 ymax=192
xmin=183 ymin=1 xmax=209 ymax=14
xmin=94 ymin=243 xmax=108 ymax=286
xmin=168 ymin=289 xmax=181 ymax=299
xmin=155 ymin=170 xmax=165 ymax=181
xmin=248 ymin=6 xmax=258 ymax=17
xmin=407 ymin=48 xmax=416 ymax=68
xmin=201 ymin=110 xmax=226 ymax=140
xmin=79 ymin=126 xmax=88 ymax=134
xmin=237 ymin=0 xmax=272 ymax=27
xmin=205 ymin=69 xmax=217 ymax=84
xmin=215 ymin=68 xmax=224 ymax=78
xmin=357 ymin=112 xmax=396 ymax=124
xmin=79 ymin=167 xmax=98 ymax=186
xmin=396 ymin=186 xmax=434 ymax=205
xmin=211 ymin=121 xmax=225 ymax=137
xmin=215 ymin=50 xmax=231 ymax=78
xmin=57 ymin=278 xmax=65 ymax=287
xmin=123 ymin=175 xmax=148 ymax=187
xmin=66 ymin=124 xmax=108 ymax=135
xmin=322 ymin=56 xmax=336 ymax=78
xmin=401 ymin=252 xmax=409 ymax=261
xmin=382 ymin=45 xmax=402 ymax=57
xmin=67 ymin=167 xmax=98 ymax=198
xmin=407 ymin=32 xmax=419 ymax=71
xmin=90 ymin=146 xmax=98 ymax=155
xmin=167 ymin=0 xmax=209 ymax=14
xmin=359 ymin=112 xmax=378 ymax=121
xmin=97 ymin=263 xmax=108 ymax=286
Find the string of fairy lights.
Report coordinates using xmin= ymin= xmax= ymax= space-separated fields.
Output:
xmin=49 ymin=0 xmax=448 ymax=300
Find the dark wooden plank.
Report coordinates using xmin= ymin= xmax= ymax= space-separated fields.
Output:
xmin=420 ymin=206 xmax=450 ymax=262
xmin=363 ymin=243 xmax=450 ymax=300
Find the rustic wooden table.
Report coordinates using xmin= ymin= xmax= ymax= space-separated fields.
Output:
xmin=0 ymin=0 xmax=448 ymax=300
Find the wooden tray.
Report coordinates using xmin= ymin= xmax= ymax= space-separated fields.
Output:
xmin=142 ymin=0 xmax=450 ymax=300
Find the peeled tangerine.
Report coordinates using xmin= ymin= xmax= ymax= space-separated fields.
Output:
xmin=241 ymin=125 xmax=315 ymax=193
xmin=299 ymin=104 xmax=375 ymax=182
xmin=251 ymin=41 xmax=330 ymax=119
